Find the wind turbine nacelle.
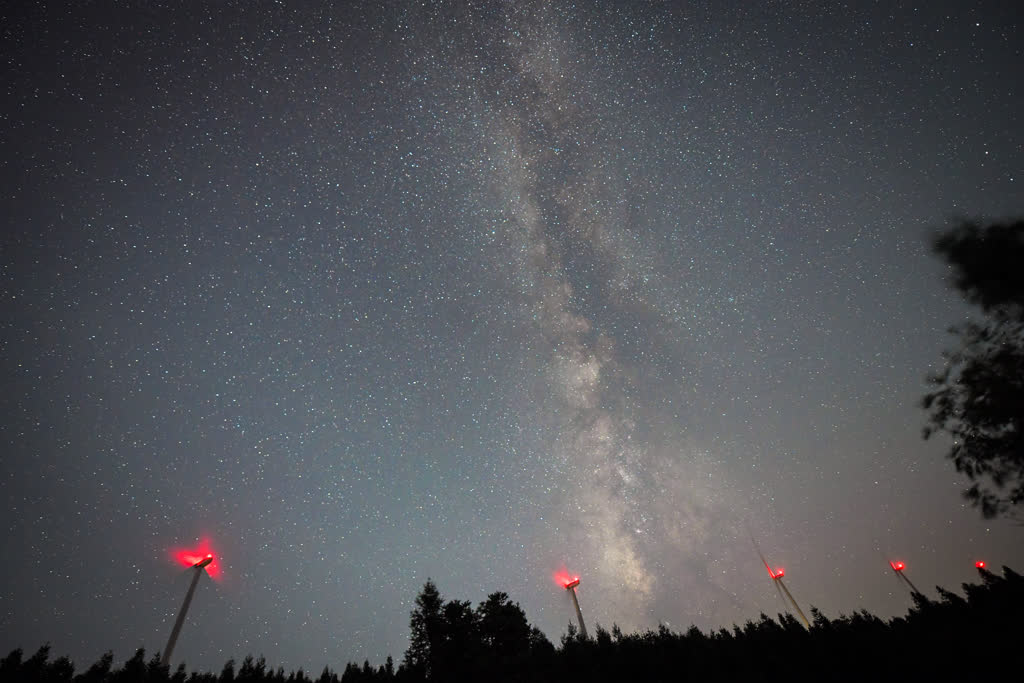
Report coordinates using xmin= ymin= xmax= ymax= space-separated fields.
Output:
xmin=564 ymin=578 xmax=580 ymax=589
xmin=194 ymin=555 xmax=214 ymax=569
xmin=889 ymin=561 xmax=905 ymax=572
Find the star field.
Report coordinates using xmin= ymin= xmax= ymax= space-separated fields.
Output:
xmin=2 ymin=0 xmax=1023 ymax=673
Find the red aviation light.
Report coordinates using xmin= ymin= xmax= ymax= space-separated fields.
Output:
xmin=975 ymin=560 xmax=986 ymax=569
xmin=171 ymin=541 xmax=221 ymax=580
xmin=773 ymin=568 xmax=785 ymax=579
xmin=553 ymin=567 xmax=580 ymax=589
xmin=889 ymin=561 xmax=905 ymax=572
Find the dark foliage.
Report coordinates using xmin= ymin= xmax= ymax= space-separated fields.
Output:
xmin=924 ymin=218 xmax=1024 ymax=518
xmin=4 ymin=567 xmax=1023 ymax=683
xmin=932 ymin=220 xmax=1024 ymax=315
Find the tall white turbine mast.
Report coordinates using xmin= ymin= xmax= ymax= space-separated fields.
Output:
xmin=162 ymin=554 xmax=214 ymax=666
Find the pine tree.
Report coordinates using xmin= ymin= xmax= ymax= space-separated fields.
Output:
xmin=402 ymin=579 xmax=443 ymax=679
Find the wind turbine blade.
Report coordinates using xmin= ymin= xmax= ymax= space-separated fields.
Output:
xmin=778 ymin=579 xmax=810 ymax=629
xmin=749 ymin=532 xmax=773 ymax=575
xmin=901 ymin=573 xmax=921 ymax=595
xmin=774 ymin=579 xmax=788 ymax=614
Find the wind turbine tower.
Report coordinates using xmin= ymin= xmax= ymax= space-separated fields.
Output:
xmin=562 ymin=576 xmax=588 ymax=639
xmin=163 ymin=554 xmax=213 ymax=666
xmin=888 ymin=560 xmax=921 ymax=595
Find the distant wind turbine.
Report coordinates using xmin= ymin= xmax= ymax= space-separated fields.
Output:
xmin=753 ymin=537 xmax=810 ymax=629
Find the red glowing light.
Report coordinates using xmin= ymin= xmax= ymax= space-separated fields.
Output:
xmin=170 ymin=539 xmax=222 ymax=580
xmin=553 ymin=567 xmax=581 ymax=589
xmin=976 ymin=560 xmax=986 ymax=569
xmin=772 ymin=568 xmax=785 ymax=579
xmin=889 ymin=561 xmax=905 ymax=572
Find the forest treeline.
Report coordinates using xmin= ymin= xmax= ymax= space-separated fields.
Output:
xmin=3 ymin=566 xmax=1022 ymax=683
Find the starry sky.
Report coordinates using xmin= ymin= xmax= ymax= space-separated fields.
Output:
xmin=2 ymin=0 xmax=1023 ymax=674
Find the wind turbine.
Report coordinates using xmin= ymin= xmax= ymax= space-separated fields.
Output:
xmin=754 ymin=540 xmax=809 ymax=628
xmin=554 ymin=568 xmax=588 ymax=639
xmin=163 ymin=552 xmax=214 ymax=666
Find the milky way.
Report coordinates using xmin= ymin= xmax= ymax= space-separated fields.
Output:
xmin=427 ymin=3 xmax=755 ymax=624
xmin=2 ymin=0 xmax=1023 ymax=673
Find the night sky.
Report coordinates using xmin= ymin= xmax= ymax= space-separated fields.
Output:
xmin=2 ymin=0 xmax=1023 ymax=674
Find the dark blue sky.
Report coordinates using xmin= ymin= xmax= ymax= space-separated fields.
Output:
xmin=2 ymin=0 xmax=1022 ymax=674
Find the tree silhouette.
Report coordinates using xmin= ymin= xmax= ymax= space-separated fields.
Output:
xmin=923 ymin=218 xmax=1024 ymax=518
xmin=476 ymin=592 xmax=532 ymax=662
xmin=77 ymin=651 xmax=114 ymax=683
xmin=109 ymin=649 xmax=147 ymax=683
xmin=237 ymin=657 xmax=268 ymax=683
xmin=401 ymin=580 xmax=443 ymax=679
xmin=218 ymin=658 xmax=235 ymax=683
xmin=7 ymin=565 xmax=1024 ymax=682
xmin=435 ymin=599 xmax=477 ymax=680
